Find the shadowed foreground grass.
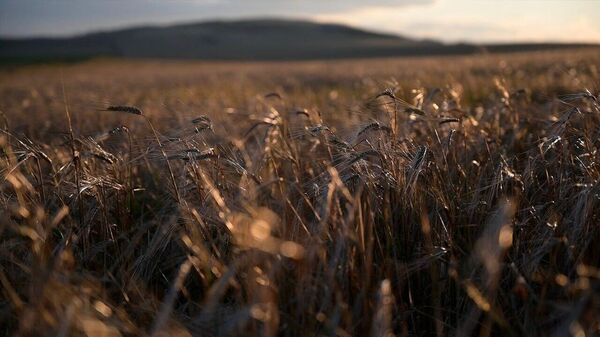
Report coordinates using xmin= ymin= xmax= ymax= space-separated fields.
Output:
xmin=1 ymin=50 xmax=599 ymax=336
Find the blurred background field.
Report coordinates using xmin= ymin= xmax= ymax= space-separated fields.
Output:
xmin=2 ymin=49 xmax=599 ymax=137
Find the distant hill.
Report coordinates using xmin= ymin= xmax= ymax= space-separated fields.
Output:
xmin=0 ymin=19 xmax=597 ymax=62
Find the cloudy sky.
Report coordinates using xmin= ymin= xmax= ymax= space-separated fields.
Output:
xmin=1 ymin=0 xmax=599 ymax=43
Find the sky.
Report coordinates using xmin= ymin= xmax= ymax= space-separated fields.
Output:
xmin=1 ymin=0 xmax=599 ymax=43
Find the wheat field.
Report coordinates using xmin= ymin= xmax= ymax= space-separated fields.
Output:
xmin=1 ymin=49 xmax=599 ymax=336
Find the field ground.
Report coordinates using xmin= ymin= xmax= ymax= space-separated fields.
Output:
xmin=1 ymin=49 xmax=599 ymax=336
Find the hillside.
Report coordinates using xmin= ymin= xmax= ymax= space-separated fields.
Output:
xmin=0 ymin=19 xmax=596 ymax=62
xmin=0 ymin=19 xmax=432 ymax=61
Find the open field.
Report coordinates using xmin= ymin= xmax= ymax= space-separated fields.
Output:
xmin=1 ymin=49 xmax=599 ymax=336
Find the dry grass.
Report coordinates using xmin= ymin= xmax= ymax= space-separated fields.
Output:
xmin=1 ymin=49 xmax=599 ymax=337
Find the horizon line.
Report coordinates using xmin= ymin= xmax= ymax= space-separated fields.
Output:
xmin=1 ymin=16 xmax=599 ymax=46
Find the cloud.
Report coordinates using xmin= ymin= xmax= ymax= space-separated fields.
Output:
xmin=1 ymin=0 xmax=599 ymax=43
xmin=312 ymin=0 xmax=600 ymax=43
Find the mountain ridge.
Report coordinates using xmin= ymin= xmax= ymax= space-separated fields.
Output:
xmin=0 ymin=18 xmax=596 ymax=62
